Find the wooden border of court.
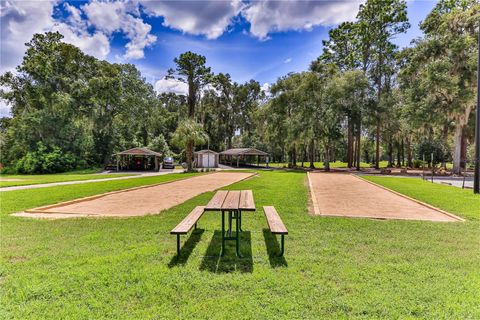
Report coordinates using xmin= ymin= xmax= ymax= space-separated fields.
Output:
xmin=352 ymin=174 xmax=464 ymax=222
xmin=307 ymin=172 xmax=321 ymax=215
xmin=24 ymin=171 xmax=257 ymax=215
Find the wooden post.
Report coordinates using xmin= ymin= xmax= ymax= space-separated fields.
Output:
xmin=116 ymin=155 xmax=119 ymax=172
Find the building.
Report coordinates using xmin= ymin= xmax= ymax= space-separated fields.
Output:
xmin=220 ymin=148 xmax=269 ymax=167
xmin=114 ymin=147 xmax=162 ymax=171
xmin=194 ymin=150 xmax=219 ymax=168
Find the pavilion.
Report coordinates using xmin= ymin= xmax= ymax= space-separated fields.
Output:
xmin=115 ymin=147 xmax=162 ymax=171
xmin=220 ymin=148 xmax=269 ymax=167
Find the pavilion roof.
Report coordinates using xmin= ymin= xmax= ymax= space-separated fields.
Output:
xmin=115 ymin=147 xmax=162 ymax=157
xmin=220 ymin=148 xmax=269 ymax=156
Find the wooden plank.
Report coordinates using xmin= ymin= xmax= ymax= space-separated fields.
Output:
xmin=221 ymin=191 xmax=241 ymax=210
xmin=239 ymin=190 xmax=255 ymax=211
xmin=263 ymin=206 xmax=288 ymax=234
xmin=171 ymin=206 xmax=205 ymax=234
xmin=205 ymin=190 xmax=228 ymax=210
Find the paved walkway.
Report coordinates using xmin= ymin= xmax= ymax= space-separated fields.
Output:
xmin=0 ymin=169 xmax=183 ymax=192
xmin=308 ymin=172 xmax=462 ymax=222
xmin=15 ymin=172 xmax=255 ymax=219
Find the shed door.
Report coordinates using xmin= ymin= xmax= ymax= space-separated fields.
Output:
xmin=205 ymin=154 xmax=215 ymax=167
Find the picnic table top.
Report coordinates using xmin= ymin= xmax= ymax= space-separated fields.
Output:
xmin=205 ymin=190 xmax=255 ymax=211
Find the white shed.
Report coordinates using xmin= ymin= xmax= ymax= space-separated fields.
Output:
xmin=194 ymin=150 xmax=219 ymax=168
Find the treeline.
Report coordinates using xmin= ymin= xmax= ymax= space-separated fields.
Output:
xmin=0 ymin=0 xmax=478 ymax=174
xmin=0 ymin=33 xmax=263 ymax=173
xmin=261 ymin=0 xmax=479 ymax=174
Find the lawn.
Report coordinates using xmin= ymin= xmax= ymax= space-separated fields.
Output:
xmin=259 ymin=160 xmax=389 ymax=169
xmin=0 ymin=168 xmax=135 ymax=188
xmin=1 ymin=171 xmax=479 ymax=318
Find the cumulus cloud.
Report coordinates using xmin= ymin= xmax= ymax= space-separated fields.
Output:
xmin=154 ymin=78 xmax=188 ymax=95
xmin=82 ymin=0 xmax=156 ymax=59
xmin=242 ymin=0 xmax=362 ymax=40
xmin=284 ymin=58 xmax=292 ymax=64
xmin=261 ymin=82 xmax=271 ymax=96
xmin=140 ymin=0 xmax=243 ymax=39
xmin=0 ymin=1 xmax=56 ymax=73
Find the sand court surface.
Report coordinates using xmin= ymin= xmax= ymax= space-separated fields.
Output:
xmin=23 ymin=172 xmax=254 ymax=218
xmin=308 ymin=173 xmax=462 ymax=222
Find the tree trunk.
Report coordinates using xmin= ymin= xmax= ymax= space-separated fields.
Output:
xmin=460 ymin=127 xmax=468 ymax=169
xmin=388 ymin=140 xmax=393 ymax=167
xmin=396 ymin=141 xmax=401 ymax=167
xmin=355 ymin=118 xmax=361 ymax=170
xmin=309 ymin=138 xmax=315 ymax=169
xmin=441 ymin=123 xmax=449 ymax=169
xmin=406 ymin=137 xmax=413 ymax=168
xmin=452 ymin=124 xmax=464 ymax=175
xmin=324 ymin=143 xmax=330 ymax=172
xmin=347 ymin=117 xmax=353 ymax=167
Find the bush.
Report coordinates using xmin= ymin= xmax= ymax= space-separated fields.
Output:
xmin=412 ymin=159 xmax=426 ymax=169
xmin=414 ymin=139 xmax=448 ymax=166
xmin=14 ymin=143 xmax=77 ymax=174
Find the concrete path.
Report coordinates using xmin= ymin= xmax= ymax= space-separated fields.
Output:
xmin=308 ymin=172 xmax=463 ymax=222
xmin=0 ymin=169 xmax=183 ymax=192
xmin=15 ymin=172 xmax=255 ymax=219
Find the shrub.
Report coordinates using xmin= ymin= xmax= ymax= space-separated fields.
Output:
xmin=14 ymin=143 xmax=77 ymax=174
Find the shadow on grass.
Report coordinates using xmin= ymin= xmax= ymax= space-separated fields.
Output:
xmin=168 ymin=229 xmax=204 ymax=267
xmin=199 ymin=230 xmax=253 ymax=273
xmin=262 ymin=229 xmax=288 ymax=268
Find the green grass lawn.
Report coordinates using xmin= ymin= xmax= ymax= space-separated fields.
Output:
xmin=0 ymin=168 xmax=135 ymax=188
xmin=362 ymin=176 xmax=480 ymax=221
xmin=1 ymin=171 xmax=479 ymax=318
xmin=259 ymin=160 xmax=389 ymax=169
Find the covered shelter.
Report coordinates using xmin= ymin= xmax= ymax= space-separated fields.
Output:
xmin=194 ymin=149 xmax=219 ymax=168
xmin=115 ymin=147 xmax=162 ymax=171
xmin=220 ymin=148 xmax=269 ymax=167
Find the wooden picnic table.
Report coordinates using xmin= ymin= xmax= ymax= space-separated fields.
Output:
xmin=204 ymin=190 xmax=255 ymax=257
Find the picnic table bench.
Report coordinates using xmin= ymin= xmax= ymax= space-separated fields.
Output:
xmin=170 ymin=206 xmax=205 ymax=255
xmin=263 ymin=206 xmax=288 ymax=256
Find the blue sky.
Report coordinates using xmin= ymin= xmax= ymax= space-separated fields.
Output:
xmin=1 ymin=0 xmax=438 ymax=114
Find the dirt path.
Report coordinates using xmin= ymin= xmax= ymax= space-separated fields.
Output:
xmin=308 ymin=172 xmax=462 ymax=222
xmin=16 ymin=172 xmax=254 ymax=218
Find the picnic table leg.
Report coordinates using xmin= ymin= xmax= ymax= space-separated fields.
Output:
xmin=228 ymin=211 xmax=233 ymax=237
xmin=238 ymin=210 xmax=243 ymax=232
xmin=235 ymin=209 xmax=243 ymax=258
xmin=177 ymin=234 xmax=180 ymax=256
xmin=222 ymin=210 xmax=226 ymax=256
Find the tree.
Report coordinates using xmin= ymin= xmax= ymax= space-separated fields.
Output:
xmin=399 ymin=0 xmax=479 ymax=174
xmin=356 ymin=0 xmax=410 ymax=169
xmin=171 ymin=119 xmax=209 ymax=171
xmin=168 ymin=52 xmax=212 ymax=169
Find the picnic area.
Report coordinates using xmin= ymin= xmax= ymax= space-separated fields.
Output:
xmin=2 ymin=170 xmax=479 ymax=318
xmin=1 ymin=0 xmax=480 ymax=318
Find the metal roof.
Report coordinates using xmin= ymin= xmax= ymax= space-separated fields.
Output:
xmin=115 ymin=147 xmax=162 ymax=157
xmin=194 ymin=149 xmax=219 ymax=154
xmin=220 ymin=148 xmax=269 ymax=156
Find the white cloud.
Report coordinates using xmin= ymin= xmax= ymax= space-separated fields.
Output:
xmin=242 ymin=0 xmax=363 ymax=40
xmin=154 ymin=78 xmax=188 ymax=95
xmin=0 ymin=0 xmax=112 ymax=74
xmin=0 ymin=99 xmax=11 ymax=117
xmin=284 ymin=58 xmax=292 ymax=64
xmin=0 ymin=0 xmax=57 ymax=73
xmin=140 ymin=0 xmax=243 ymax=39
xmin=82 ymin=0 xmax=156 ymax=59
xmin=261 ymin=82 xmax=271 ymax=96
